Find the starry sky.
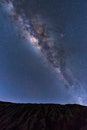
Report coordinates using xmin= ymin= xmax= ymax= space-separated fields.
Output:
xmin=0 ymin=0 xmax=87 ymax=105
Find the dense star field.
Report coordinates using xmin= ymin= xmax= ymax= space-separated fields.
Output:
xmin=0 ymin=0 xmax=87 ymax=105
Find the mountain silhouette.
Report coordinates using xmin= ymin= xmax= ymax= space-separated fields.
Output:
xmin=0 ymin=101 xmax=87 ymax=130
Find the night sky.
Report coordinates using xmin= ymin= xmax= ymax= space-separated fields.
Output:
xmin=0 ymin=0 xmax=87 ymax=105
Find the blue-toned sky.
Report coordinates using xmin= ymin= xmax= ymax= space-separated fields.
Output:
xmin=0 ymin=0 xmax=87 ymax=105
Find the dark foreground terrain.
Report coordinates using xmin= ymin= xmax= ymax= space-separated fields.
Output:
xmin=0 ymin=101 xmax=87 ymax=130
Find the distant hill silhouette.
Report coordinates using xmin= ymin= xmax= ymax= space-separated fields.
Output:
xmin=0 ymin=101 xmax=87 ymax=130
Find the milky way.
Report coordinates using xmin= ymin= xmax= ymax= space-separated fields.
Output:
xmin=1 ymin=0 xmax=80 ymax=88
xmin=1 ymin=0 xmax=87 ymax=105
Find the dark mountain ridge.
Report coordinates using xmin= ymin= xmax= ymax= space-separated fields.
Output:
xmin=0 ymin=101 xmax=87 ymax=130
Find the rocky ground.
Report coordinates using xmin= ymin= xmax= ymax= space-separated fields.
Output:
xmin=0 ymin=101 xmax=87 ymax=130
